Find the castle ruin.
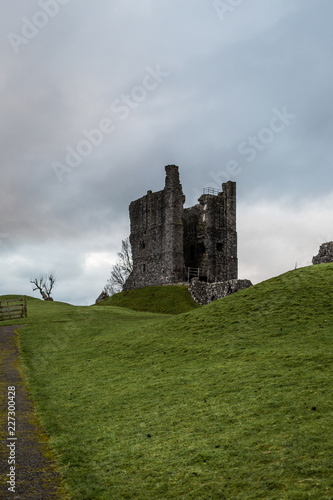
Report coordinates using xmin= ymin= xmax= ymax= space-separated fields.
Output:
xmin=312 ymin=241 xmax=333 ymax=265
xmin=124 ymin=165 xmax=247 ymax=299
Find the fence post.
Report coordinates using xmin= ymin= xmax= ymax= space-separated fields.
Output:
xmin=22 ymin=296 xmax=27 ymax=318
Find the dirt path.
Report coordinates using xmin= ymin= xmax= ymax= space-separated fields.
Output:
xmin=0 ymin=325 xmax=69 ymax=499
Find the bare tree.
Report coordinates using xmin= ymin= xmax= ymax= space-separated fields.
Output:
xmin=30 ymin=273 xmax=57 ymax=301
xmin=104 ymin=238 xmax=133 ymax=296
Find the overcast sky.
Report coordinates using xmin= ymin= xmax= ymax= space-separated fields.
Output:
xmin=1 ymin=0 xmax=332 ymax=305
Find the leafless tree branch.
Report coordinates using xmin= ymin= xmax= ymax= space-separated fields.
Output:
xmin=104 ymin=238 xmax=133 ymax=296
xmin=30 ymin=273 xmax=57 ymax=301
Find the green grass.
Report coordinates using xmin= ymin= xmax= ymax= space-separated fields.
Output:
xmin=1 ymin=264 xmax=333 ymax=498
xmin=96 ymin=285 xmax=200 ymax=314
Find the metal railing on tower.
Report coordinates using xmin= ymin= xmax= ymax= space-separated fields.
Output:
xmin=203 ymin=187 xmax=220 ymax=196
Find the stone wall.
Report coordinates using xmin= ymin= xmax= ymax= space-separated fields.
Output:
xmin=312 ymin=242 xmax=333 ymax=265
xmin=189 ymin=278 xmax=253 ymax=306
xmin=183 ymin=182 xmax=237 ymax=281
xmin=124 ymin=165 xmax=185 ymax=289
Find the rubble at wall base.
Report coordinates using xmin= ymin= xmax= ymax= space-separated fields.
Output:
xmin=122 ymin=279 xmax=252 ymax=305
xmin=188 ymin=278 xmax=253 ymax=305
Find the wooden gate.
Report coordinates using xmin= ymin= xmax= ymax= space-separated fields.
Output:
xmin=0 ymin=297 xmax=27 ymax=321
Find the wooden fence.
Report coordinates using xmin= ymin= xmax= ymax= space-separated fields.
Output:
xmin=0 ymin=296 xmax=27 ymax=321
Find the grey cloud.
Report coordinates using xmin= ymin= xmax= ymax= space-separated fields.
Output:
xmin=0 ymin=0 xmax=332 ymax=304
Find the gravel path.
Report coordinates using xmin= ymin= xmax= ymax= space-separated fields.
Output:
xmin=0 ymin=325 xmax=69 ymax=499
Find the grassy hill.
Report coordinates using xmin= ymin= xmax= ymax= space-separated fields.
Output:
xmin=96 ymin=285 xmax=200 ymax=314
xmin=1 ymin=264 xmax=332 ymax=498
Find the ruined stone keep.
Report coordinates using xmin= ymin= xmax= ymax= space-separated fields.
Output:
xmin=312 ymin=242 xmax=333 ymax=265
xmin=124 ymin=165 xmax=238 ymax=290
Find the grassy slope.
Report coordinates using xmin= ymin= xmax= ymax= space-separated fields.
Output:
xmin=1 ymin=264 xmax=332 ymax=499
xmin=96 ymin=285 xmax=200 ymax=314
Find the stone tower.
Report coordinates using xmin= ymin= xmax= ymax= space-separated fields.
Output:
xmin=125 ymin=165 xmax=185 ymax=289
xmin=183 ymin=181 xmax=237 ymax=281
xmin=124 ymin=165 xmax=238 ymax=289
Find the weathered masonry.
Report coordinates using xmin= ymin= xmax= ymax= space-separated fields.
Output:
xmin=124 ymin=165 xmax=239 ymax=290
xmin=183 ymin=180 xmax=237 ymax=282
xmin=312 ymin=241 xmax=333 ymax=265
